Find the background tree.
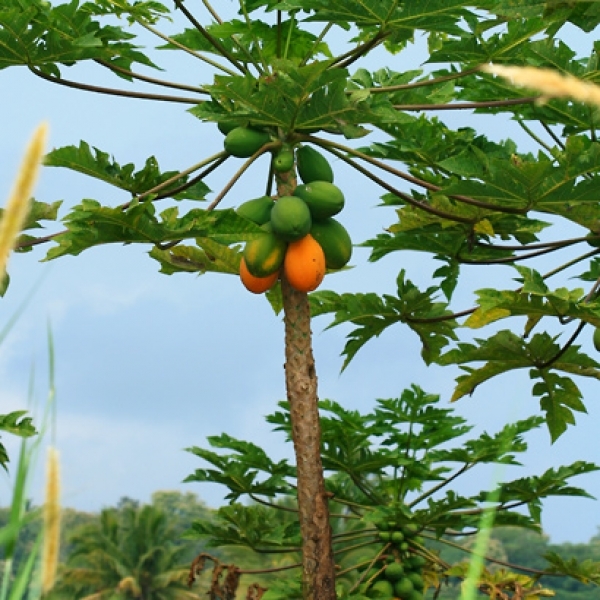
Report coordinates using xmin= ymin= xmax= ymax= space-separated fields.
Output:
xmin=51 ymin=503 xmax=201 ymax=599
xmin=2 ymin=1 xmax=600 ymax=599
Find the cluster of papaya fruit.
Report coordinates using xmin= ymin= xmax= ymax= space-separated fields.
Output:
xmin=224 ymin=126 xmax=352 ymax=294
xmin=361 ymin=520 xmax=427 ymax=600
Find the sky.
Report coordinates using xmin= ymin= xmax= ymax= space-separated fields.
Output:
xmin=0 ymin=4 xmax=599 ymax=545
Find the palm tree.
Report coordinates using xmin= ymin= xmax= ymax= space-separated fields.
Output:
xmin=52 ymin=504 xmax=201 ymax=599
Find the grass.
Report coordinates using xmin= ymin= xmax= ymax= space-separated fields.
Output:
xmin=0 ymin=123 xmax=60 ymax=600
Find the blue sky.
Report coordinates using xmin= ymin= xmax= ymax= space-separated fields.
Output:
xmin=0 ymin=5 xmax=599 ymax=545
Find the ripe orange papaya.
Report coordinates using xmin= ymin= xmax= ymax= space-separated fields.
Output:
xmin=270 ymin=196 xmax=312 ymax=242
xmin=283 ymin=234 xmax=326 ymax=292
xmin=239 ymin=257 xmax=279 ymax=294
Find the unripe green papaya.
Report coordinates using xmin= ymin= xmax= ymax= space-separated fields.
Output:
xmin=384 ymin=562 xmax=404 ymax=582
xmin=594 ymin=327 xmax=600 ymax=351
xmin=236 ymin=196 xmax=274 ymax=225
xmin=243 ymin=227 xmax=287 ymax=278
xmin=270 ymin=196 xmax=312 ymax=242
xmin=296 ymin=145 xmax=334 ymax=184
xmin=224 ymin=127 xmax=271 ymax=158
xmin=310 ymin=218 xmax=352 ymax=270
xmin=394 ymin=577 xmax=414 ymax=599
xmin=217 ymin=121 xmax=240 ymax=136
xmin=405 ymin=572 xmax=424 ymax=591
xmin=273 ymin=149 xmax=295 ymax=173
xmin=294 ymin=181 xmax=344 ymax=219
xmin=368 ymin=580 xmax=394 ymax=599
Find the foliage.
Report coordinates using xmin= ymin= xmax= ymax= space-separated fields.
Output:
xmin=1 ymin=0 xmax=600 ymax=441
xmin=3 ymin=0 xmax=600 ymax=598
xmin=50 ymin=502 xmax=202 ymax=599
xmin=185 ymin=386 xmax=600 ymax=598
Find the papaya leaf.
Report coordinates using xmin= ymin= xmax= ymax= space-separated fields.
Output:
xmin=189 ymin=504 xmax=301 ymax=549
xmin=0 ymin=411 xmax=36 ymax=438
xmin=0 ymin=411 xmax=37 ymax=471
xmin=44 ymin=202 xmax=261 ymax=260
xmin=311 ymin=271 xmax=456 ymax=369
xmin=45 ymin=142 xmax=209 ymax=199
xmin=464 ymin=270 xmax=600 ymax=329
xmin=149 ymin=241 xmax=240 ymax=276
xmin=439 ymin=330 xmax=599 ymax=439
xmin=161 ymin=20 xmax=331 ymax=66
xmin=544 ymin=552 xmax=600 ymax=585
xmin=190 ymin=61 xmax=367 ymax=134
xmin=0 ymin=0 xmax=159 ymax=75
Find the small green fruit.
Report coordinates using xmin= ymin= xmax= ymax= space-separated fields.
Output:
xmin=406 ymin=572 xmax=424 ymax=591
xmin=273 ymin=149 xmax=295 ymax=172
xmin=383 ymin=562 xmax=404 ymax=582
xmin=224 ymin=127 xmax=271 ymax=158
xmin=378 ymin=531 xmax=392 ymax=542
xmin=394 ymin=577 xmax=414 ymax=599
xmin=390 ymin=531 xmax=404 ymax=544
xmin=368 ymin=580 xmax=394 ymax=599
xmin=593 ymin=327 xmax=600 ymax=352
xmin=217 ymin=121 xmax=240 ymax=136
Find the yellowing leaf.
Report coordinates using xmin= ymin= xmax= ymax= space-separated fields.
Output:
xmin=473 ymin=218 xmax=495 ymax=235
xmin=464 ymin=307 xmax=511 ymax=329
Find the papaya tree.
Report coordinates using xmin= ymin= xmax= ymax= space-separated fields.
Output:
xmin=2 ymin=1 xmax=600 ymax=599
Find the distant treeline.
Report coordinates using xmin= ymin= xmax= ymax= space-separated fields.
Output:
xmin=1 ymin=490 xmax=598 ymax=599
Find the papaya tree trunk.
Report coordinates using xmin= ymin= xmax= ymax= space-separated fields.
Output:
xmin=281 ymin=277 xmax=336 ymax=600
xmin=277 ymin=171 xmax=336 ymax=600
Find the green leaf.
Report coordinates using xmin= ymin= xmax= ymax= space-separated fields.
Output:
xmin=0 ymin=0 xmax=159 ymax=75
xmin=463 ymin=270 xmax=600 ymax=330
xmin=544 ymin=551 xmax=600 ymax=585
xmin=162 ymin=19 xmax=331 ymax=66
xmin=45 ymin=142 xmax=209 ymax=199
xmin=44 ymin=202 xmax=260 ymax=260
xmin=310 ymin=271 xmax=457 ymax=369
xmin=190 ymin=61 xmax=367 ymax=134
xmin=0 ymin=411 xmax=36 ymax=438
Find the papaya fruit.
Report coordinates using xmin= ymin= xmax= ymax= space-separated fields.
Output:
xmin=296 ymin=145 xmax=334 ymax=184
xmin=383 ymin=562 xmax=404 ymax=582
xmin=236 ymin=196 xmax=274 ymax=225
xmin=224 ymin=126 xmax=271 ymax=158
xmin=393 ymin=577 xmax=414 ymax=599
xmin=309 ymin=218 xmax=352 ymax=270
xmin=593 ymin=327 xmax=600 ymax=351
xmin=293 ymin=181 xmax=344 ymax=219
xmin=390 ymin=530 xmax=404 ymax=544
xmin=284 ymin=234 xmax=326 ymax=292
xmin=367 ymin=580 xmax=394 ymax=599
xmin=405 ymin=572 xmax=424 ymax=591
xmin=270 ymin=196 xmax=312 ymax=242
xmin=243 ymin=227 xmax=287 ymax=278
xmin=217 ymin=121 xmax=240 ymax=136
xmin=273 ymin=149 xmax=295 ymax=172
xmin=239 ymin=257 xmax=279 ymax=294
